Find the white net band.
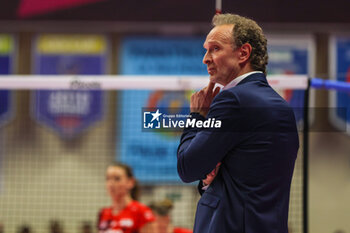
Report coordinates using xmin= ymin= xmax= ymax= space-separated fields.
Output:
xmin=0 ymin=74 xmax=308 ymax=90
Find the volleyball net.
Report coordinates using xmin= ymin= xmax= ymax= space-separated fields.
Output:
xmin=0 ymin=74 xmax=320 ymax=233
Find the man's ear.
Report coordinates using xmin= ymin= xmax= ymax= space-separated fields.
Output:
xmin=239 ymin=43 xmax=252 ymax=64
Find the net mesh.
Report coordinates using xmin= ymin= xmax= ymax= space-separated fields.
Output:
xmin=0 ymin=82 xmax=304 ymax=233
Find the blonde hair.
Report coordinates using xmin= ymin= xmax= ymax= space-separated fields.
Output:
xmin=212 ymin=13 xmax=268 ymax=75
xmin=149 ymin=199 xmax=174 ymax=216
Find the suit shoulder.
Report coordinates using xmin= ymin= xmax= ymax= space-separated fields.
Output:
xmin=213 ymin=88 xmax=239 ymax=104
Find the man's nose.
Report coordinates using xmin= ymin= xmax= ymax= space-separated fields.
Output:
xmin=203 ymin=52 xmax=211 ymax=64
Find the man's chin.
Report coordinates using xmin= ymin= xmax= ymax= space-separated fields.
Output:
xmin=209 ymin=76 xmax=222 ymax=85
xmin=209 ymin=75 xmax=217 ymax=83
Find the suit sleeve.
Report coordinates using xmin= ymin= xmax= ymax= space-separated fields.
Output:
xmin=177 ymin=90 xmax=242 ymax=183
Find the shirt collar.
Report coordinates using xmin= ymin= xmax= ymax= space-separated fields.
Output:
xmin=223 ymin=71 xmax=263 ymax=90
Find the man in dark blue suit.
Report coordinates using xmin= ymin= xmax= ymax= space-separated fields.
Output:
xmin=177 ymin=13 xmax=299 ymax=233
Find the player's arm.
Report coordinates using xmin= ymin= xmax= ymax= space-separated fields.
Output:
xmin=138 ymin=205 xmax=157 ymax=233
xmin=140 ymin=222 xmax=157 ymax=233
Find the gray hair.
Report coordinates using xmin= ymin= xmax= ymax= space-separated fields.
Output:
xmin=212 ymin=13 xmax=268 ymax=75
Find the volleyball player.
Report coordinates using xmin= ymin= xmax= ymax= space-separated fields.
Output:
xmin=97 ymin=163 xmax=156 ymax=233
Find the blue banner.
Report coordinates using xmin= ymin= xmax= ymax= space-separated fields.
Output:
xmin=32 ymin=34 xmax=108 ymax=138
xmin=118 ymin=37 xmax=206 ymax=183
xmin=267 ymin=35 xmax=315 ymax=123
xmin=0 ymin=35 xmax=15 ymax=126
xmin=329 ymin=36 xmax=350 ymax=135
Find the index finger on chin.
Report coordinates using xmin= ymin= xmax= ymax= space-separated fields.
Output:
xmin=207 ymin=81 xmax=215 ymax=93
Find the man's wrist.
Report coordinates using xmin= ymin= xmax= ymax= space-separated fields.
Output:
xmin=202 ymin=182 xmax=209 ymax=190
xmin=190 ymin=109 xmax=209 ymax=117
xmin=190 ymin=112 xmax=206 ymax=120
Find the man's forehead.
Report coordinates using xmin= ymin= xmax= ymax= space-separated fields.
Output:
xmin=204 ymin=24 xmax=234 ymax=45
xmin=211 ymin=24 xmax=234 ymax=33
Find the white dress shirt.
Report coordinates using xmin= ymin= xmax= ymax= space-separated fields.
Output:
xmin=222 ymin=71 xmax=263 ymax=90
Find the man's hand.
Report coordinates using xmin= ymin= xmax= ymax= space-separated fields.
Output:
xmin=190 ymin=81 xmax=220 ymax=117
xmin=202 ymin=162 xmax=221 ymax=186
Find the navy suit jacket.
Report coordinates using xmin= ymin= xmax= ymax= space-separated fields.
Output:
xmin=177 ymin=73 xmax=299 ymax=233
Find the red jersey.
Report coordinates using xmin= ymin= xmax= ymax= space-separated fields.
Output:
xmin=98 ymin=201 xmax=155 ymax=233
xmin=174 ymin=227 xmax=193 ymax=233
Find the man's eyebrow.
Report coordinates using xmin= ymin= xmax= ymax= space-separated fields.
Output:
xmin=204 ymin=40 xmax=223 ymax=47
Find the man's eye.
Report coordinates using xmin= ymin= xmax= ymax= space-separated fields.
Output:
xmin=212 ymin=47 xmax=219 ymax=52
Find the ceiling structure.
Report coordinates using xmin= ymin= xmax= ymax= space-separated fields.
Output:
xmin=0 ymin=0 xmax=350 ymax=24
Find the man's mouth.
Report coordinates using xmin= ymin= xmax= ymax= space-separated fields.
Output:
xmin=208 ymin=68 xmax=216 ymax=74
